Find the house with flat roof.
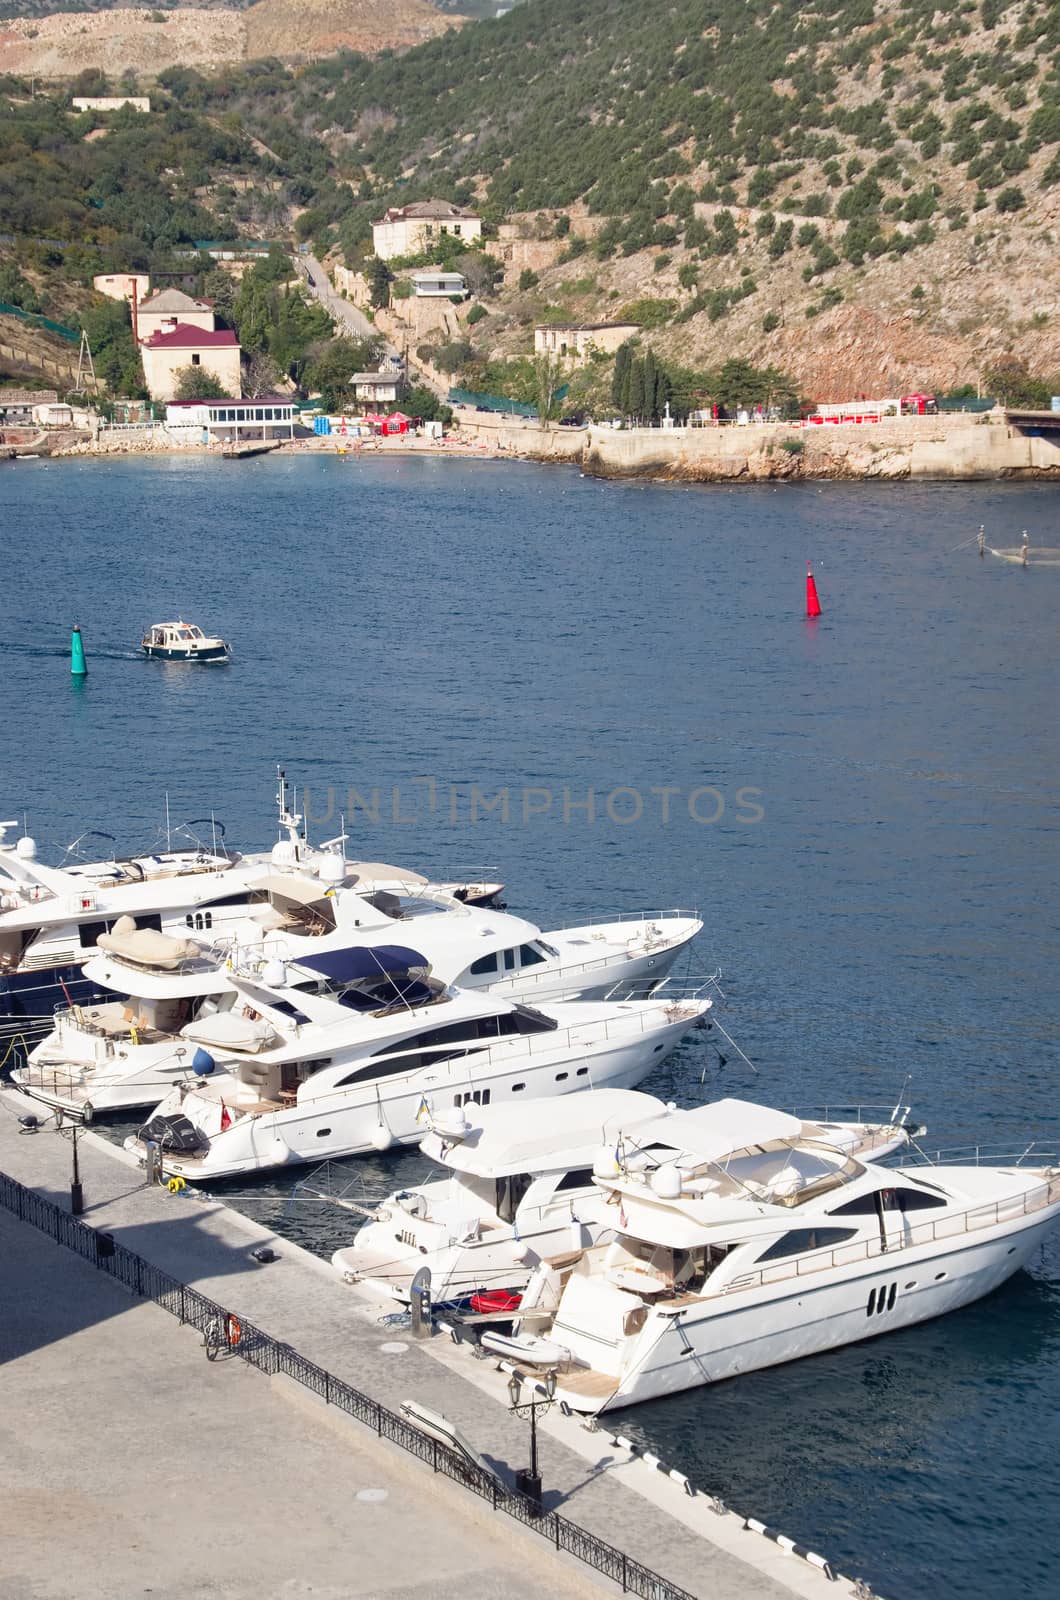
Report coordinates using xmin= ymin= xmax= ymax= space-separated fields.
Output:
xmin=72 ymin=96 xmax=150 ymax=113
xmin=372 ymin=202 xmax=482 ymax=262
xmin=140 ymin=324 xmax=241 ymax=402
xmin=93 ymin=272 xmax=151 ymax=306
xmin=165 ymin=397 xmax=294 ymax=440
xmin=534 ymin=323 xmax=641 ymax=362
xmin=409 ymin=270 xmax=468 ymax=299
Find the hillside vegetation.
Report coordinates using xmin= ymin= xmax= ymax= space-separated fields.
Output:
xmin=2 ymin=0 xmax=1058 ymax=399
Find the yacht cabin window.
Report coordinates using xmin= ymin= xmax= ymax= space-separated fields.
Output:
xmin=470 ymin=952 xmax=499 ymax=976
xmin=756 ymin=1227 xmax=858 ymax=1262
xmin=555 ymin=1167 xmax=594 ymax=1193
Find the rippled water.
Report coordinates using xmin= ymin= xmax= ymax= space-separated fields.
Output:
xmin=1 ymin=454 xmax=1057 ymax=1599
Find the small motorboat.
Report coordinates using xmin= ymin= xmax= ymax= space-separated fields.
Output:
xmin=140 ymin=620 xmax=230 ymax=663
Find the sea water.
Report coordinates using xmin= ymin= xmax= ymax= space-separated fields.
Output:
xmin=1 ymin=453 xmax=1057 ymax=1599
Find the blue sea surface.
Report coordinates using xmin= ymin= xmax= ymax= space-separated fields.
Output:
xmin=1 ymin=453 xmax=1058 ymax=1599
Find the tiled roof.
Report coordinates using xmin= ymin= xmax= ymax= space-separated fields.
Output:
xmin=142 ymin=323 xmax=239 ymax=350
xmin=138 ymin=288 xmax=212 ymax=314
xmin=377 ymin=201 xmax=479 ymax=223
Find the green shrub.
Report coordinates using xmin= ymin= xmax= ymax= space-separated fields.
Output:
xmin=762 ymin=311 xmax=781 ymax=332
xmin=780 ymin=437 xmax=804 ymax=455
xmin=466 ymin=303 xmax=487 ymax=326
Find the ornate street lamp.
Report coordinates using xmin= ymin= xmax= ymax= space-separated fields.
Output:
xmin=506 ymin=1369 xmax=556 ymax=1506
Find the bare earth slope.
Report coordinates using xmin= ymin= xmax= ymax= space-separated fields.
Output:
xmin=0 ymin=0 xmax=456 ymax=75
xmin=243 ymin=0 xmax=457 ymax=63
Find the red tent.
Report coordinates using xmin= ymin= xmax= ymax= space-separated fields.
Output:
xmin=383 ymin=411 xmax=410 ymax=435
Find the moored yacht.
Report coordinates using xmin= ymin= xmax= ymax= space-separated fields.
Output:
xmin=335 ymin=1091 xmax=919 ymax=1308
xmin=0 ymin=772 xmax=698 ymax=1041
xmin=123 ymin=950 xmax=713 ymax=1181
xmin=502 ymin=1101 xmax=1060 ymax=1413
xmin=12 ymin=869 xmax=704 ymax=1117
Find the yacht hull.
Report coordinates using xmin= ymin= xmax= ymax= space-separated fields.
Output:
xmin=132 ymin=1012 xmax=702 ymax=1182
xmin=566 ymin=1206 xmax=1060 ymax=1414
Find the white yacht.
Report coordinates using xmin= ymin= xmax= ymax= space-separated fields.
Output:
xmin=12 ymin=865 xmax=703 ymax=1117
xmin=122 ymin=951 xmax=713 ymax=1181
xmin=499 ymin=1100 xmax=1060 ymax=1413
xmin=0 ymin=775 xmax=698 ymax=1042
xmin=334 ymin=1091 xmax=919 ymax=1308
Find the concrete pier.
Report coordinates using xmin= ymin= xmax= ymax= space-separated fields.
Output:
xmin=0 ymin=1088 xmax=861 ymax=1600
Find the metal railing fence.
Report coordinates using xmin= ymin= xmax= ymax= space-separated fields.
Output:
xmin=0 ymin=1167 xmax=696 ymax=1600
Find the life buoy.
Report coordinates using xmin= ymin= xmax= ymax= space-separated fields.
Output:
xmin=225 ymin=1313 xmax=242 ymax=1347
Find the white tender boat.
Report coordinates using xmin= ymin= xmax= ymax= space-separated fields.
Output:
xmin=140 ymin=620 xmax=230 ymax=662
xmin=122 ymin=953 xmax=713 ymax=1181
xmin=504 ymin=1101 xmax=1060 ymax=1413
xmin=333 ymin=1090 xmax=918 ymax=1307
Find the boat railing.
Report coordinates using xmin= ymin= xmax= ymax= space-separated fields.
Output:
xmin=721 ymin=1170 xmax=1060 ymax=1298
xmin=603 ymin=974 xmax=720 ymax=1005
xmin=550 ymin=908 xmax=700 ymax=933
xmin=789 ymin=1103 xmax=915 ymax=1129
xmin=895 ymin=1143 xmax=1059 ymax=1167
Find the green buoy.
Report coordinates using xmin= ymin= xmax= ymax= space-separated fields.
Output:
xmin=70 ymin=625 xmax=87 ymax=677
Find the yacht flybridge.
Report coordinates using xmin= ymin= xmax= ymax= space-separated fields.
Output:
xmin=122 ymin=949 xmax=714 ymax=1181
xmin=334 ymin=1090 xmax=919 ymax=1308
xmin=495 ymin=1100 xmax=1060 ymax=1413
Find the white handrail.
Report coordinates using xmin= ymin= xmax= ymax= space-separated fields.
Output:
xmin=719 ymin=1172 xmax=1060 ymax=1298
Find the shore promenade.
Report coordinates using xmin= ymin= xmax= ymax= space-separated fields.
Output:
xmin=0 ymin=1088 xmax=859 ymax=1600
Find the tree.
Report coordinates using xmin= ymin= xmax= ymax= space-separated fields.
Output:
xmin=302 ymin=336 xmax=383 ymax=410
xmin=173 ymin=366 xmax=234 ymax=401
xmin=368 ymin=256 xmax=393 ymax=310
xmin=612 ymin=341 xmax=633 ymax=410
xmin=244 ymin=350 xmax=282 ymax=398
xmin=518 ymin=267 xmax=540 ymax=292
xmin=533 ymin=354 xmax=565 ymax=428
xmin=983 ymin=357 xmax=1051 ymax=407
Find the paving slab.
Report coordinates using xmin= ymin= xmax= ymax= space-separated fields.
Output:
xmin=0 ymin=1088 xmax=858 ymax=1600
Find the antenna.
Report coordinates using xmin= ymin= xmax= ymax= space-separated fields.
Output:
xmin=164 ymin=792 xmax=171 ymax=852
xmin=74 ymin=328 xmax=97 ymax=394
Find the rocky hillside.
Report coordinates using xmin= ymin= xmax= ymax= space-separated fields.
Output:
xmin=247 ymin=0 xmax=1057 ymax=397
xmin=0 ymin=0 xmax=456 ymax=75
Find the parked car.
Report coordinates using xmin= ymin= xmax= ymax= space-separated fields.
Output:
xmin=559 ymin=412 xmax=588 ymax=427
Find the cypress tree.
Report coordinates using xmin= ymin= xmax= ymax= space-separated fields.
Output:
xmin=612 ymin=341 xmax=632 ymax=409
xmin=627 ymin=357 xmax=646 ymax=419
xmin=642 ymin=348 xmax=658 ymax=422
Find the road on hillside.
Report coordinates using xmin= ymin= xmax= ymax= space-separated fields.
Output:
xmin=299 ymin=254 xmax=446 ymax=400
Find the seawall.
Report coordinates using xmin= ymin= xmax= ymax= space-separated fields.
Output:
xmin=455 ymin=412 xmax=1060 ymax=482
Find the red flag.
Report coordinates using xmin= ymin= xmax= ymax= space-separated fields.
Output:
xmin=219 ymin=1101 xmax=232 ymax=1132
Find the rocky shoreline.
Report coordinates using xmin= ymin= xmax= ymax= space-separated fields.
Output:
xmin=8 ymin=414 xmax=1058 ymax=483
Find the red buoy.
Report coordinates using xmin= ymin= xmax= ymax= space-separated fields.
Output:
xmin=806 ymin=562 xmax=822 ymax=618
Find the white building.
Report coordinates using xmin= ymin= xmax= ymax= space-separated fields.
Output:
xmin=93 ymin=272 xmax=151 ymax=305
xmin=140 ymin=324 xmax=242 ymax=403
xmin=165 ymin=398 xmax=295 ymax=440
xmin=72 ymin=96 xmax=150 ymax=113
xmin=135 ymin=288 xmax=216 ymax=344
xmin=534 ymin=323 xmax=642 ymax=362
xmin=409 ymin=270 xmax=468 ymax=299
xmin=372 ymin=202 xmax=482 ymax=262
xmin=350 ymin=372 xmax=400 ymax=407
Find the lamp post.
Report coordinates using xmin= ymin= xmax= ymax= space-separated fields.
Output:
xmin=506 ymin=1369 xmax=556 ymax=1507
xmin=56 ymin=1108 xmax=85 ymax=1215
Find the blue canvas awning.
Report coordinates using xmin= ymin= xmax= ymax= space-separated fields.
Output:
xmin=295 ymin=945 xmax=430 ymax=983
